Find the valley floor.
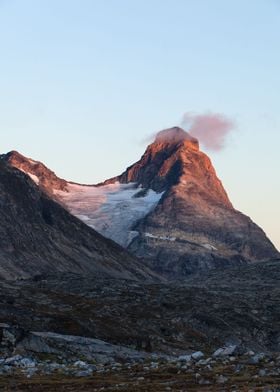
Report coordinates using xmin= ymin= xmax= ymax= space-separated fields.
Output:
xmin=0 ymin=259 xmax=280 ymax=391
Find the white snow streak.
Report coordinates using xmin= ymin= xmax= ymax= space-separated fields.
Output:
xmin=27 ymin=172 xmax=40 ymax=185
xmin=202 ymin=243 xmax=218 ymax=251
xmin=144 ymin=233 xmax=176 ymax=242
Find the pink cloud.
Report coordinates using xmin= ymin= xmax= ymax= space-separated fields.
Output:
xmin=182 ymin=112 xmax=235 ymax=151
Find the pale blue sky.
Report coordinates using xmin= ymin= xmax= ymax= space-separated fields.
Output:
xmin=0 ymin=0 xmax=279 ymax=249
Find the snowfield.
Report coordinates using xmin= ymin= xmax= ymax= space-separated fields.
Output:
xmin=56 ymin=182 xmax=164 ymax=247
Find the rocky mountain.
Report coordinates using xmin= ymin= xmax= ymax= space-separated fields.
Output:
xmin=113 ymin=128 xmax=279 ymax=276
xmin=2 ymin=127 xmax=278 ymax=277
xmin=0 ymin=160 xmax=154 ymax=280
xmin=1 ymin=150 xmax=68 ymax=196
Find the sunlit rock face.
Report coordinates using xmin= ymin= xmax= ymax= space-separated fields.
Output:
xmin=155 ymin=127 xmax=199 ymax=145
xmin=3 ymin=127 xmax=279 ymax=278
xmin=105 ymin=127 xmax=201 ymax=193
xmin=104 ymin=127 xmax=279 ymax=276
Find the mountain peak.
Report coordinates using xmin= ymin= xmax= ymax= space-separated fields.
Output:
xmin=2 ymin=150 xmax=39 ymax=165
xmin=107 ymin=127 xmax=201 ymax=192
xmin=4 ymin=150 xmax=21 ymax=158
xmin=154 ymin=127 xmax=199 ymax=150
xmin=0 ymin=150 xmax=25 ymax=163
xmin=1 ymin=150 xmax=68 ymax=195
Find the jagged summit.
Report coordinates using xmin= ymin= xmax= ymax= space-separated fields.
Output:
xmin=110 ymin=126 xmax=226 ymax=201
xmin=2 ymin=150 xmax=38 ymax=164
xmin=155 ymin=127 xmax=199 ymax=150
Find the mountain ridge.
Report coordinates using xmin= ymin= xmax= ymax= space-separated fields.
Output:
xmin=2 ymin=127 xmax=278 ymax=277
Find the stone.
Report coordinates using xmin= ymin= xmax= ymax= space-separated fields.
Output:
xmin=213 ymin=345 xmax=237 ymax=357
xmin=74 ymin=360 xmax=88 ymax=368
xmin=249 ymin=353 xmax=266 ymax=364
xmin=4 ymin=355 xmax=23 ymax=365
xmin=18 ymin=331 xmax=148 ymax=364
xmin=18 ymin=358 xmax=37 ymax=368
xmin=222 ymin=345 xmax=237 ymax=356
xmin=191 ymin=351 xmax=204 ymax=360
xmin=213 ymin=348 xmax=224 ymax=357
xmin=178 ymin=354 xmax=192 ymax=362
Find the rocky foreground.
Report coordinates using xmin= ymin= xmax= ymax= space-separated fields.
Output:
xmin=0 ymin=259 xmax=279 ymax=390
xmin=0 ymin=341 xmax=280 ymax=391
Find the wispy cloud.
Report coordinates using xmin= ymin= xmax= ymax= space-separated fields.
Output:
xmin=182 ymin=112 xmax=235 ymax=151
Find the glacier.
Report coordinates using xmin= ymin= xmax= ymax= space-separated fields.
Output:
xmin=56 ymin=182 xmax=164 ymax=247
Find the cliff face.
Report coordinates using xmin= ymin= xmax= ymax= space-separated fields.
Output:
xmin=0 ymin=161 xmax=153 ymax=281
xmin=3 ymin=127 xmax=278 ymax=278
xmin=115 ymin=128 xmax=232 ymax=207
xmin=111 ymin=127 xmax=278 ymax=276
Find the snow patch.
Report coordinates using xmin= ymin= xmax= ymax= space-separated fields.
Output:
xmin=56 ymin=182 xmax=164 ymax=247
xmin=27 ymin=172 xmax=39 ymax=185
xmin=144 ymin=233 xmax=176 ymax=242
xmin=27 ymin=158 xmax=37 ymax=166
xmin=202 ymin=243 xmax=218 ymax=251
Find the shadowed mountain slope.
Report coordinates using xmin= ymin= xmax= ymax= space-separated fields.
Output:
xmin=0 ymin=160 xmax=154 ymax=280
